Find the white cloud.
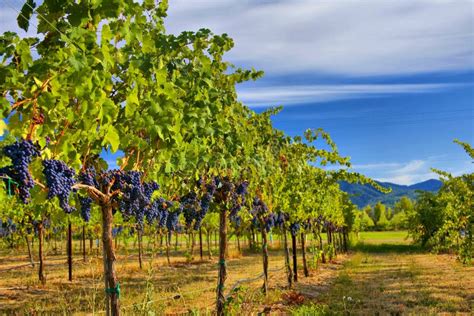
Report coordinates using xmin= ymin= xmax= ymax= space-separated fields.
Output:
xmin=354 ymin=158 xmax=473 ymax=185
xmin=237 ymin=82 xmax=461 ymax=107
xmin=2 ymin=1 xmax=472 ymax=77
xmin=363 ymin=159 xmax=437 ymax=184
xmin=351 ymin=162 xmax=403 ymax=170
xmin=165 ymin=0 xmax=474 ymax=76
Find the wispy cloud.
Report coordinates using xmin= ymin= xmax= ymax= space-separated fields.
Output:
xmin=351 ymin=162 xmax=403 ymax=170
xmin=2 ymin=1 xmax=472 ymax=77
xmin=362 ymin=160 xmax=436 ymax=185
xmin=237 ymin=83 xmax=462 ymax=107
xmin=166 ymin=0 xmax=474 ymax=76
xmin=353 ymin=158 xmax=472 ymax=185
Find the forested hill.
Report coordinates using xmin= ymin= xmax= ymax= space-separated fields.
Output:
xmin=339 ymin=179 xmax=442 ymax=208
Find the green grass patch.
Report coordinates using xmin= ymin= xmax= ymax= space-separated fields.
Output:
xmin=358 ymin=231 xmax=410 ymax=243
xmin=290 ymin=303 xmax=333 ymax=316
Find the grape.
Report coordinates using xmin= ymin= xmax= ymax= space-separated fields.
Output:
xmin=78 ymin=167 xmax=98 ymax=188
xmin=230 ymin=215 xmax=242 ymax=228
xmin=43 ymin=159 xmax=76 ymax=213
xmin=263 ymin=213 xmax=276 ymax=232
xmin=78 ymin=168 xmax=97 ymax=222
xmin=166 ymin=210 xmax=181 ymax=231
xmin=236 ymin=181 xmax=249 ymax=196
xmin=251 ymin=216 xmax=259 ymax=228
xmin=112 ymin=226 xmax=123 ymax=237
xmin=290 ymin=222 xmax=300 ymax=236
xmin=274 ymin=212 xmax=285 ymax=227
xmin=0 ymin=218 xmax=17 ymax=237
xmin=100 ymin=170 xmax=161 ymax=228
xmin=0 ymin=140 xmax=40 ymax=203
xmin=143 ymin=181 xmax=159 ymax=202
xmin=303 ymin=219 xmax=312 ymax=230
xmin=221 ymin=177 xmax=234 ymax=194
xmin=148 ymin=198 xmax=172 ymax=228
xmin=251 ymin=197 xmax=268 ymax=216
xmin=197 ymin=177 xmax=203 ymax=187
xmin=80 ymin=196 xmax=93 ymax=222
xmin=206 ymin=182 xmax=217 ymax=196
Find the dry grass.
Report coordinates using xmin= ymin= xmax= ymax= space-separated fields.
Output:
xmin=1 ymin=232 xmax=473 ymax=315
xmin=0 ymin=238 xmax=345 ymax=315
xmin=292 ymin=232 xmax=474 ymax=315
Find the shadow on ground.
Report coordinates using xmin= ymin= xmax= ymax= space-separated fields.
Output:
xmin=352 ymin=242 xmax=424 ymax=254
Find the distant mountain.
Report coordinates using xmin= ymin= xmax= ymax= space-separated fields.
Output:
xmin=408 ymin=179 xmax=443 ymax=191
xmin=339 ymin=179 xmax=442 ymax=208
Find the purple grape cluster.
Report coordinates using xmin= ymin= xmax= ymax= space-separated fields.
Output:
xmin=80 ymin=196 xmax=93 ymax=222
xmin=112 ymin=226 xmax=123 ymax=237
xmin=262 ymin=213 xmax=276 ymax=232
xmin=229 ymin=180 xmax=249 ymax=224
xmin=325 ymin=220 xmax=336 ymax=232
xmin=181 ymin=191 xmax=198 ymax=229
xmin=166 ymin=206 xmax=182 ymax=231
xmin=178 ymin=177 xmax=220 ymax=231
xmin=143 ymin=181 xmax=160 ymax=201
xmin=43 ymin=159 xmax=77 ymax=213
xmin=274 ymin=212 xmax=288 ymax=228
xmin=0 ymin=219 xmax=17 ymax=237
xmin=290 ymin=222 xmax=300 ymax=236
xmin=77 ymin=167 xmax=98 ymax=222
xmin=78 ymin=167 xmax=98 ymax=188
xmin=252 ymin=197 xmax=268 ymax=215
xmin=196 ymin=192 xmax=212 ymax=228
xmin=213 ymin=176 xmax=234 ymax=203
xmin=193 ymin=179 xmax=219 ymax=229
xmin=147 ymin=197 xmax=172 ymax=226
xmin=0 ymin=140 xmax=40 ymax=203
xmin=102 ymin=170 xmax=159 ymax=228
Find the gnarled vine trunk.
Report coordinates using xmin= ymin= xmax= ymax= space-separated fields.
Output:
xmin=216 ymin=208 xmax=227 ymax=316
xmin=138 ymin=229 xmax=143 ymax=269
xmin=343 ymin=229 xmax=348 ymax=252
xmin=101 ymin=204 xmax=120 ymax=316
xmin=207 ymin=230 xmax=212 ymax=259
xmin=283 ymin=227 xmax=293 ymax=288
xmin=82 ymin=225 xmax=86 ymax=262
xmin=301 ymin=232 xmax=309 ymax=277
xmin=237 ymin=234 xmax=241 ymax=253
xmin=25 ymin=235 xmax=34 ymax=267
xmin=166 ymin=230 xmax=171 ymax=265
xmin=318 ymin=231 xmax=326 ymax=264
xmin=199 ymin=227 xmax=203 ymax=260
xmin=291 ymin=233 xmax=298 ymax=282
xmin=261 ymin=228 xmax=269 ymax=294
xmin=38 ymin=222 xmax=45 ymax=285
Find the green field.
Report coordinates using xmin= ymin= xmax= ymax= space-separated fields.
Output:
xmin=357 ymin=230 xmax=410 ymax=243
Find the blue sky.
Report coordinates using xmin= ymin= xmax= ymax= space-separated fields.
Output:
xmin=164 ymin=0 xmax=474 ymax=184
xmin=1 ymin=0 xmax=473 ymax=184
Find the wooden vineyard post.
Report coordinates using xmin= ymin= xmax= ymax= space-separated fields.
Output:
xmin=67 ymin=221 xmax=73 ymax=281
